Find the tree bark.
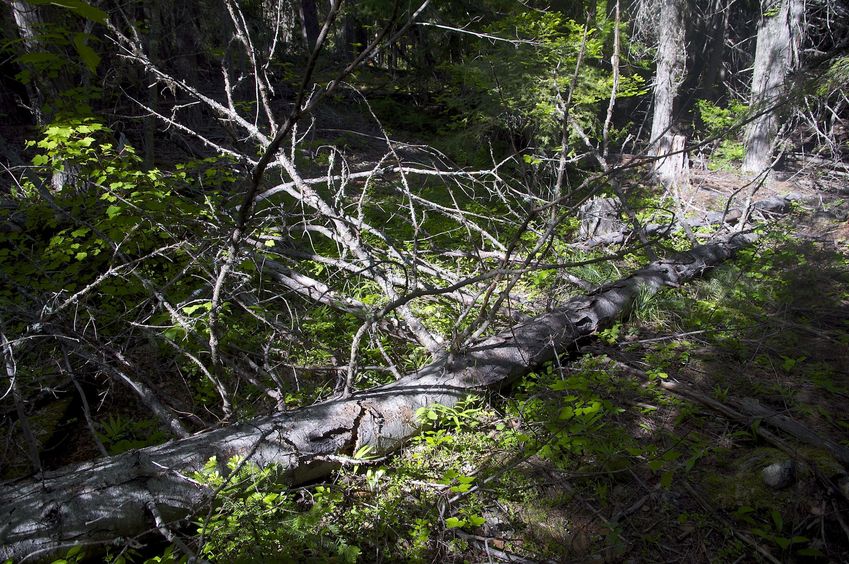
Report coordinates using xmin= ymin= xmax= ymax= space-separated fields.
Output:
xmin=7 ymin=0 xmax=45 ymax=124
xmin=742 ymin=0 xmax=804 ymax=175
xmin=0 ymin=232 xmax=757 ymax=562
xmin=299 ymin=0 xmax=320 ymax=52
xmin=649 ymin=0 xmax=688 ymax=186
xmin=694 ymin=0 xmax=731 ymax=99
xmin=652 ymin=133 xmax=689 ymax=189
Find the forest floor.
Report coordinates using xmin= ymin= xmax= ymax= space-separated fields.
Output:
xmin=5 ymin=101 xmax=849 ymax=561
xmin=291 ymin=166 xmax=849 ymax=563
xmin=398 ymin=170 xmax=849 ymax=563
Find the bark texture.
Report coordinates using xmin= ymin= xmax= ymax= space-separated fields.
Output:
xmin=578 ymin=197 xmax=625 ymax=240
xmin=653 ymin=133 xmax=689 ymax=189
xmin=8 ymin=0 xmax=45 ymax=124
xmin=0 ymin=232 xmax=756 ymax=562
xmin=299 ymin=0 xmax=320 ymax=51
xmin=742 ymin=0 xmax=804 ymax=174
xmin=649 ymin=0 xmax=688 ymax=186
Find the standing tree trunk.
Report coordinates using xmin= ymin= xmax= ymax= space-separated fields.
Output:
xmin=742 ymin=0 xmax=804 ymax=175
xmin=7 ymin=0 xmax=45 ymax=124
xmin=649 ymin=0 xmax=688 ymax=187
xmin=299 ymin=0 xmax=320 ymax=52
xmin=7 ymin=0 xmax=78 ymax=189
xmin=142 ymin=0 xmax=161 ymax=169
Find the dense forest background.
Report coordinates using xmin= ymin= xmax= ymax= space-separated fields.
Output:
xmin=1 ymin=0 xmax=849 ymax=561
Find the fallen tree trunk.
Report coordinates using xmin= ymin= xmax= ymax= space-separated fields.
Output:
xmin=576 ymin=195 xmax=794 ymax=249
xmin=0 ymin=231 xmax=756 ymax=562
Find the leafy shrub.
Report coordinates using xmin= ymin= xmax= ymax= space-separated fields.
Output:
xmin=695 ymin=99 xmax=749 ymax=170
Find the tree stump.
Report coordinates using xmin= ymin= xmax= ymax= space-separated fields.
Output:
xmin=579 ymin=197 xmax=625 ymax=240
xmin=653 ymin=133 xmax=689 ymax=187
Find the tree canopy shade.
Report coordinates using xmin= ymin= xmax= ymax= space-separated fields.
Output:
xmin=0 ymin=0 xmax=847 ymax=561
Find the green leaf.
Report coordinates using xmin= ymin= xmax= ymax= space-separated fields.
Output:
xmin=773 ymin=536 xmax=791 ymax=550
xmin=28 ymin=0 xmax=107 ymax=23
xmin=662 ymin=449 xmax=681 ymax=462
xmin=74 ymin=251 xmax=88 ymax=261
xmin=32 ymin=154 xmax=49 ymax=166
xmin=445 ymin=517 xmax=465 ymax=529
xmin=181 ymin=302 xmax=211 ymax=315
xmin=106 ymin=205 xmax=121 ymax=219
xmin=353 ymin=445 xmax=373 ymax=459
xmin=770 ymin=509 xmax=783 ymax=532
xmin=73 ymin=33 xmax=100 ymax=73
xmin=467 ymin=515 xmax=486 ymax=527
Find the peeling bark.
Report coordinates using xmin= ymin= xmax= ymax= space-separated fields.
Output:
xmin=0 ymin=232 xmax=756 ymax=562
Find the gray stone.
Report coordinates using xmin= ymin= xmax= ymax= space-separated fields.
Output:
xmin=762 ymin=459 xmax=796 ymax=489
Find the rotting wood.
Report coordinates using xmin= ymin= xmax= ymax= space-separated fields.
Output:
xmin=0 ymin=231 xmax=756 ymax=562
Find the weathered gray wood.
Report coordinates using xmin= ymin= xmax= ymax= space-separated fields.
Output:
xmin=649 ymin=0 xmax=687 ymax=185
xmin=0 ymin=231 xmax=756 ymax=562
xmin=653 ymin=133 xmax=689 ymax=188
xmin=578 ymin=197 xmax=625 ymax=240
xmin=576 ymin=195 xmax=795 ymax=249
xmin=742 ymin=0 xmax=804 ymax=174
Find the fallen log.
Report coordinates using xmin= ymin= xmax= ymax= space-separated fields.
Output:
xmin=0 ymin=231 xmax=756 ymax=562
xmin=575 ymin=195 xmax=794 ymax=250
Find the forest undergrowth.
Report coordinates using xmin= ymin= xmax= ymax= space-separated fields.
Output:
xmin=3 ymin=105 xmax=847 ymax=563
xmin=93 ymin=181 xmax=848 ymax=564
xmin=2 ymin=104 xmax=845 ymax=562
xmin=2 ymin=2 xmax=848 ymax=561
